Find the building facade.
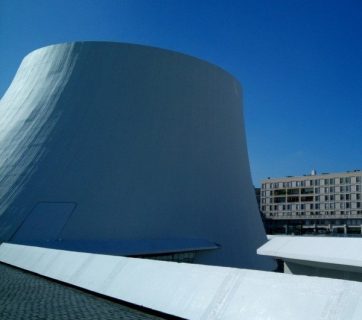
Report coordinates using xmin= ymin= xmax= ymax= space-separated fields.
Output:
xmin=260 ymin=170 xmax=362 ymax=233
xmin=0 ymin=42 xmax=273 ymax=270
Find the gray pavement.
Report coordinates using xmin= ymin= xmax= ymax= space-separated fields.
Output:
xmin=0 ymin=262 xmax=165 ymax=320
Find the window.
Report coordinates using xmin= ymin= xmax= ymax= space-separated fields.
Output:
xmin=287 ymin=188 xmax=299 ymax=195
xmin=274 ymin=197 xmax=286 ymax=203
xmin=287 ymin=196 xmax=299 ymax=203
xmin=274 ymin=189 xmax=286 ymax=195
xmin=301 ymin=188 xmax=313 ymax=194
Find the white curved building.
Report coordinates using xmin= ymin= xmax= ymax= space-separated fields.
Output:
xmin=0 ymin=42 xmax=272 ymax=270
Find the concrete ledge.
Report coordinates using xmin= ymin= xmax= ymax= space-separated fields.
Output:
xmin=258 ymin=236 xmax=362 ymax=268
xmin=2 ymin=243 xmax=362 ymax=319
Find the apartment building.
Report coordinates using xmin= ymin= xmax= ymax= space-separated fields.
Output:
xmin=260 ymin=170 xmax=362 ymax=232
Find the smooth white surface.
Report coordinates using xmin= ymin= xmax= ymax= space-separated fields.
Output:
xmin=258 ymin=236 xmax=362 ymax=268
xmin=1 ymin=243 xmax=362 ymax=320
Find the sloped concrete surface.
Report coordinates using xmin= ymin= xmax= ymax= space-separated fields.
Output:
xmin=2 ymin=243 xmax=362 ymax=320
xmin=0 ymin=262 xmax=163 ymax=320
xmin=258 ymin=236 xmax=362 ymax=267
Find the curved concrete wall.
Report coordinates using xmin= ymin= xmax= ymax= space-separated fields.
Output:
xmin=0 ymin=42 xmax=272 ymax=269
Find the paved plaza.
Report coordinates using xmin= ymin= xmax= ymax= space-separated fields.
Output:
xmin=0 ymin=262 xmax=165 ymax=320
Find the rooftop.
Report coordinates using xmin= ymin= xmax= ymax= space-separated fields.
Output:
xmin=262 ymin=169 xmax=362 ymax=183
xmin=258 ymin=236 xmax=362 ymax=269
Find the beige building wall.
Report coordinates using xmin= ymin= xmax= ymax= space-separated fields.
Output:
xmin=260 ymin=171 xmax=362 ymax=221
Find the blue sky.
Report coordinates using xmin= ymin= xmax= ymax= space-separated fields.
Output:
xmin=1 ymin=0 xmax=361 ymax=186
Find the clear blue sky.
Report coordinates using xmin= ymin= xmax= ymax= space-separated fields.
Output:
xmin=1 ymin=0 xmax=361 ymax=186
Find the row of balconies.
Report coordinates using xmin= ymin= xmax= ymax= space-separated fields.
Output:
xmin=264 ymin=210 xmax=362 ymax=220
xmin=263 ymin=195 xmax=361 ymax=204
xmin=262 ymin=201 xmax=362 ymax=210
xmin=262 ymin=186 xmax=361 ymax=197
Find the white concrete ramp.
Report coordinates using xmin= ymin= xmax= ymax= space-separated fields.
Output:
xmin=259 ymin=236 xmax=362 ymax=267
xmin=1 ymin=243 xmax=362 ymax=320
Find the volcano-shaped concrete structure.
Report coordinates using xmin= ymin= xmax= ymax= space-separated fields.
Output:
xmin=0 ymin=42 xmax=272 ymax=269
